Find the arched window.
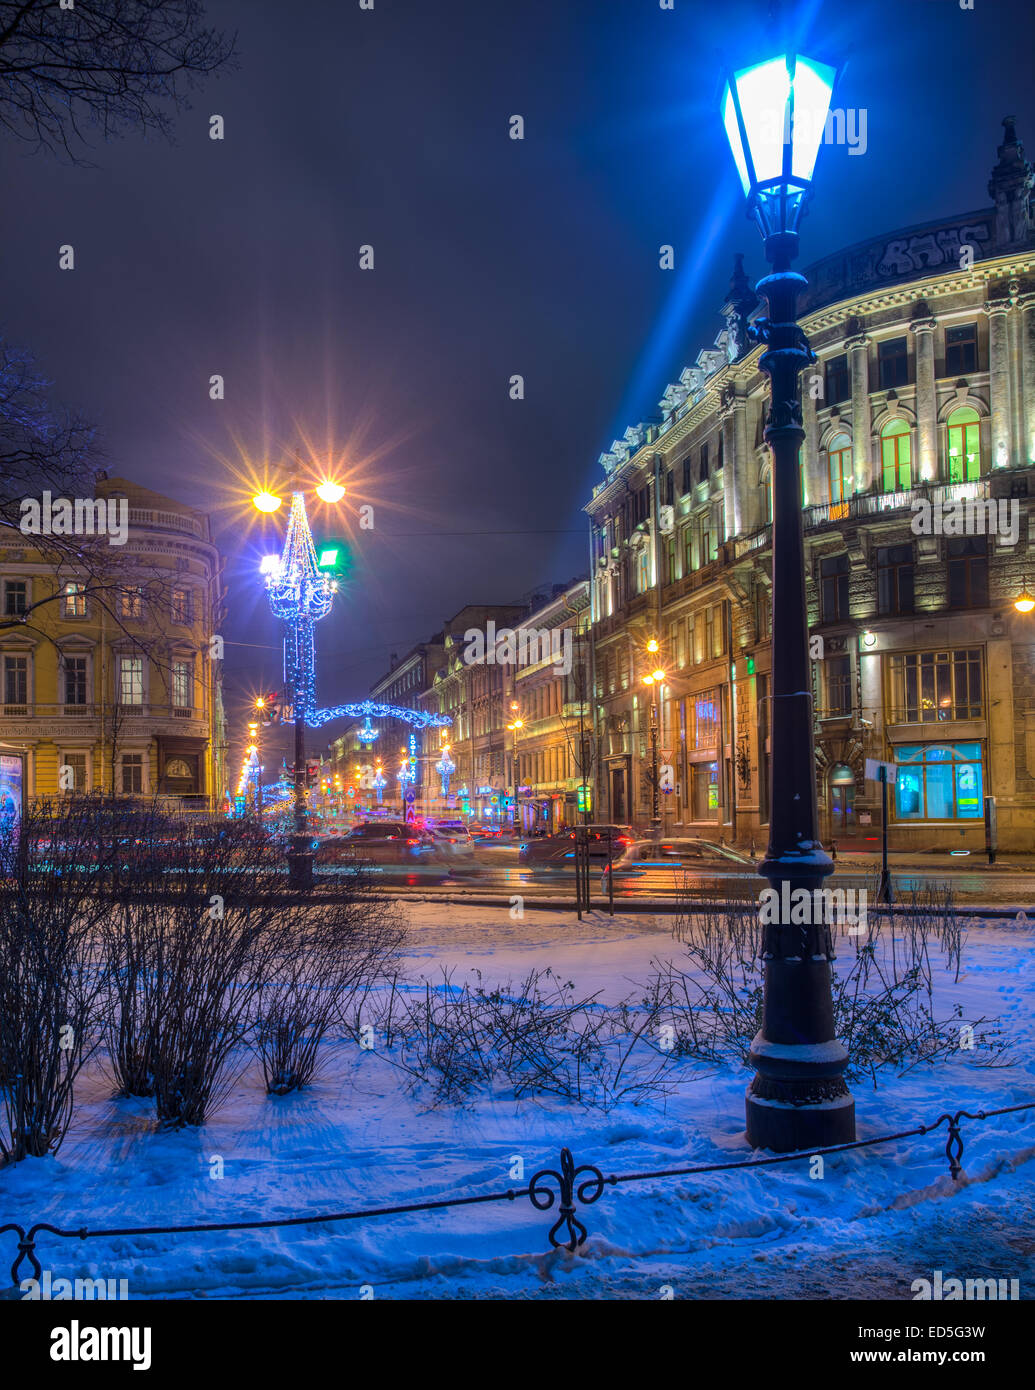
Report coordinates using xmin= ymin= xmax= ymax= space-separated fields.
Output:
xmin=827 ymin=432 xmax=853 ymax=508
xmin=761 ymin=469 xmax=773 ymax=523
xmin=880 ymin=419 xmax=912 ymax=493
xmin=946 ymin=406 xmax=983 ymax=482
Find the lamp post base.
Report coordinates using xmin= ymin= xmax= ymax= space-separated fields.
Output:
xmin=745 ymin=1087 xmax=856 ymax=1153
xmin=287 ymin=838 xmax=314 ymax=891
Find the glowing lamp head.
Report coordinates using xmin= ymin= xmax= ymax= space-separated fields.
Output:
xmin=722 ymin=53 xmax=837 ymax=240
xmin=651 ymin=668 xmax=666 ymax=683
xmin=646 ymin=638 xmax=659 ymax=653
xmin=642 ymin=674 xmax=655 ymax=687
xmin=253 ymin=491 xmax=282 ymax=513
xmin=259 ymin=554 xmax=281 ymax=578
xmin=315 ymin=481 xmax=346 ymax=504
xmin=1014 ymin=589 xmax=1035 ymax=614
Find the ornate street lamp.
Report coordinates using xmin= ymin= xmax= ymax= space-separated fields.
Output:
xmin=721 ymin=54 xmax=855 ymax=1151
xmin=253 ymin=475 xmax=345 ymax=889
xmin=641 ymin=639 xmax=666 ymax=842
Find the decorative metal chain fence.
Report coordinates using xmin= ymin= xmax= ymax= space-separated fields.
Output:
xmin=2 ymin=1100 xmax=1032 ymax=1288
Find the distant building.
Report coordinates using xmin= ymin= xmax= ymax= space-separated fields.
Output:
xmin=585 ymin=119 xmax=1035 ymax=850
xmin=0 ymin=475 xmax=226 ymax=812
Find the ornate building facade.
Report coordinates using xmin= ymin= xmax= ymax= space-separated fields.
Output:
xmin=586 ymin=119 xmax=1035 ymax=851
xmin=0 ymin=475 xmax=226 ymax=811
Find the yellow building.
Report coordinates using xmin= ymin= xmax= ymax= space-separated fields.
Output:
xmin=0 ymin=475 xmax=226 ymax=812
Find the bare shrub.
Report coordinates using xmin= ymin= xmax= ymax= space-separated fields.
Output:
xmin=376 ymin=968 xmax=674 ymax=1111
xmin=0 ymin=797 xmax=119 ymax=1164
xmin=254 ymin=892 xmax=404 ymax=1095
xmin=96 ymin=814 xmax=406 ymax=1119
xmin=648 ymin=886 xmax=1012 ymax=1086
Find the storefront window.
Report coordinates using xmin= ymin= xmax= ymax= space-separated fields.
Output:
xmin=893 ymin=743 xmax=983 ymax=821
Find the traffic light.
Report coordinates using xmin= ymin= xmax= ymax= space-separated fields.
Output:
xmin=305 ymin=759 xmax=320 ymax=787
xmin=315 ymin=539 xmax=351 ymax=577
xmin=256 ymin=692 xmax=280 ymax=724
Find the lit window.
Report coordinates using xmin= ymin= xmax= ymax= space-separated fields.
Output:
xmin=880 ymin=420 xmax=912 ymax=493
xmin=946 ymin=407 xmax=983 ymax=482
xmin=119 ymin=656 xmax=144 ymax=705
xmin=827 ymin=432 xmax=853 ymax=509
xmin=64 ymin=583 xmax=86 ymax=617
xmin=894 ymin=742 xmax=983 ymax=822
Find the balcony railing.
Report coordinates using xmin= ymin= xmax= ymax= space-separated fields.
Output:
xmin=0 ymin=703 xmax=203 ymax=722
xmin=804 ymin=478 xmax=991 ymax=531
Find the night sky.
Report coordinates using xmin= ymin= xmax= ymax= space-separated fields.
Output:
xmin=2 ymin=0 xmax=1033 ymax=773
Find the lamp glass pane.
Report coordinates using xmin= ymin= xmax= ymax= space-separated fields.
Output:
xmin=734 ymin=58 xmax=790 ymax=185
xmin=790 ymin=56 xmax=836 ymax=182
xmin=722 ymin=83 xmax=751 ymax=193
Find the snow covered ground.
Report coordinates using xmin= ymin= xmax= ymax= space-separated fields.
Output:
xmin=2 ymin=903 xmax=1033 ymax=1300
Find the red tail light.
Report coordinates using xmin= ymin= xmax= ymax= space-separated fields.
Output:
xmin=405 ymin=837 xmax=421 ymax=845
xmin=617 ymin=836 xmax=632 ymax=845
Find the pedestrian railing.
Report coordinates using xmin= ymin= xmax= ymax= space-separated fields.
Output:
xmin=2 ymin=1101 xmax=1031 ymax=1288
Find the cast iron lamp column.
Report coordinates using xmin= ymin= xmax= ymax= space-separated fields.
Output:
xmin=722 ymin=54 xmax=855 ymax=1151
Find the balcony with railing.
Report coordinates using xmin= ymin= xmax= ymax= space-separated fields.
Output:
xmin=804 ymin=478 xmax=992 ymax=531
xmin=0 ymin=702 xmax=204 ymax=725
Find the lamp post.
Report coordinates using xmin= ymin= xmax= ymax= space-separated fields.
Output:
xmin=721 ymin=53 xmax=855 ymax=1151
xmin=247 ymin=719 xmax=263 ymax=826
xmin=641 ymin=639 xmax=666 ymax=842
xmin=253 ymin=473 xmax=346 ymax=890
xmin=506 ymin=702 xmax=524 ymax=834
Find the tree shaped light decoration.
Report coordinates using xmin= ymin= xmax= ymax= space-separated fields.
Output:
xmin=260 ymin=490 xmax=451 ymax=732
xmin=373 ymin=765 xmax=386 ymax=804
xmin=435 ymin=744 xmax=455 ymax=796
xmin=397 ymin=750 xmax=416 ymax=792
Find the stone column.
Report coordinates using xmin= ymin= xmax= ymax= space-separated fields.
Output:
xmin=721 ymin=393 xmax=739 ymax=537
xmin=801 ymin=378 xmax=822 ymax=505
xmin=734 ymin=395 xmax=758 ymax=532
xmin=846 ymin=333 xmax=872 ymax=491
xmin=910 ymin=311 xmax=938 ymax=482
xmin=1018 ymin=292 xmax=1035 ymax=467
xmin=984 ymin=296 xmax=1012 ymax=467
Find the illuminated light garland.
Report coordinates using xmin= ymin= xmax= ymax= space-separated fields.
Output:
xmin=260 ymin=492 xmax=452 ymax=732
xmin=356 ymin=716 xmax=379 ymax=745
xmin=435 ymin=747 xmax=455 ymax=796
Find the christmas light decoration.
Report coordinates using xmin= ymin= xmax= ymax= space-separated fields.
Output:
xmin=257 ymin=484 xmax=450 ymax=883
xmin=356 ymin=716 xmax=379 ymax=746
xmin=373 ymin=765 xmax=386 ymax=804
xmin=435 ymin=744 xmax=455 ymax=796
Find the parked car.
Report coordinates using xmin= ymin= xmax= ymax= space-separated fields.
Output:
xmin=600 ymin=837 xmax=756 ymax=891
xmin=517 ymin=824 xmax=637 ymax=866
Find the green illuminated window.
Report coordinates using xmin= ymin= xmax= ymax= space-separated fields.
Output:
xmin=946 ymin=407 xmax=982 ymax=482
xmin=827 ymin=432 xmax=852 ymax=506
xmin=880 ymin=420 xmax=912 ymax=493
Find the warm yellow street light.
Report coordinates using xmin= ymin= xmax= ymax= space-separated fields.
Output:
xmin=646 ymin=637 xmax=660 ymax=653
xmin=1014 ymin=589 xmax=1035 ymax=614
xmin=252 ymin=491 xmax=282 ymax=513
xmin=315 ymin=481 xmax=346 ymax=503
